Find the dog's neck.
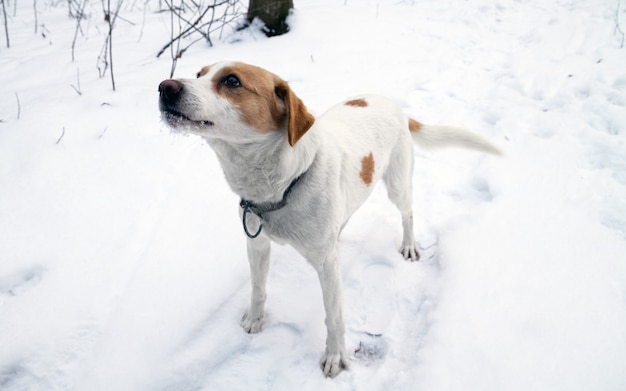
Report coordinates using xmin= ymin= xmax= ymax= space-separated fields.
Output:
xmin=205 ymin=130 xmax=317 ymax=203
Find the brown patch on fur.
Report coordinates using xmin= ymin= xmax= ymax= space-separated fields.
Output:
xmin=409 ymin=118 xmax=423 ymax=132
xmin=359 ymin=152 xmax=375 ymax=186
xmin=345 ymin=98 xmax=368 ymax=107
xmin=212 ymin=64 xmax=288 ymax=133
xmin=212 ymin=63 xmax=314 ymax=144
xmin=196 ymin=66 xmax=211 ymax=78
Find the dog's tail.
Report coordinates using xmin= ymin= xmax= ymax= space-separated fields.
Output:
xmin=409 ymin=119 xmax=501 ymax=156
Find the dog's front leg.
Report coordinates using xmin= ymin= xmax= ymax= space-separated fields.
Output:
xmin=241 ymin=234 xmax=271 ymax=334
xmin=315 ymin=247 xmax=350 ymax=377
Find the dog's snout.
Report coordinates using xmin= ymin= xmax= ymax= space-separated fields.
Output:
xmin=159 ymin=79 xmax=184 ymax=105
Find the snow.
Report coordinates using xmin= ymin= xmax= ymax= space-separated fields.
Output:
xmin=1 ymin=0 xmax=626 ymax=390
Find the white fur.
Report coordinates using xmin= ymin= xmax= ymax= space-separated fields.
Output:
xmin=159 ymin=61 xmax=500 ymax=378
xmin=412 ymin=125 xmax=502 ymax=155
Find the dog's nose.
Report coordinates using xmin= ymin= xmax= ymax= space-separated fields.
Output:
xmin=158 ymin=79 xmax=184 ymax=104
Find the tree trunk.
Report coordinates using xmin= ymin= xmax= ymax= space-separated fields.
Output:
xmin=247 ymin=0 xmax=293 ymax=37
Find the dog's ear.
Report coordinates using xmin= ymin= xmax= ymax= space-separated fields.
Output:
xmin=275 ymin=81 xmax=315 ymax=147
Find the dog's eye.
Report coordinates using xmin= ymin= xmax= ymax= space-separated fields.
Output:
xmin=222 ymin=75 xmax=241 ymax=88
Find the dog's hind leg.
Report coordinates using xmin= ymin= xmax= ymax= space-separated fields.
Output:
xmin=241 ymin=234 xmax=271 ymax=333
xmin=383 ymin=136 xmax=420 ymax=261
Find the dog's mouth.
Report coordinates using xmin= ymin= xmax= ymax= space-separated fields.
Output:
xmin=160 ymin=109 xmax=214 ymax=128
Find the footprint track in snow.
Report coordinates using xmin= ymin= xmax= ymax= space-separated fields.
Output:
xmin=351 ymin=261 xmax=396 ymax=336
xmin=0 ymin=266 xmax=46 ymax=304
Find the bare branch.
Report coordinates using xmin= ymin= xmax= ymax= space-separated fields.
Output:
xmin=137 ymin=0 xmax=148 ymax=42
xmin=70 ymin=68 xmax=82 ymax=95
xmin=107 ymin=0 xmax=116 ymax=90
xmin=98 ymin=126 xmax=109 ymax=139
xmin=15 ymin=92 xmax=21 ymax=119
xmin=168 ymin=0 xmax=182 ymax=78
xmin=1 ymin=0 xmax=9 ymax=48
xmin=71 ymin=0 xmax=89 ymax=62
xmin=33 ymin=0 xmax=38 ymax=34
xmin=616 ymin=0 xmax=625 ymax=48
xmin=157 ymin=0 xmax=220 ymax=58
xmin=56 ymin=127 xmax=66 ymax=145
xmin=99 ymin=0 xmax=125 ymax=91
xmin=156 ymin=0 xmax=243 ymax=60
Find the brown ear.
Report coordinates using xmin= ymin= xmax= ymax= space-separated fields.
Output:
xmin=275 ymin=81 xmax=315 ymax=146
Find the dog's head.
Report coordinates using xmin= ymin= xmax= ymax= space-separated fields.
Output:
xmin=158 ymin=61 xmax=315 ymax=146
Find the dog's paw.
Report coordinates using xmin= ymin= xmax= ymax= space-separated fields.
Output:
xmin=320 ymin=349 xmax=350 ymax=378
xmin=400 ymin=243 xmax=420 ymax=262
xmin=240 ymin=312 xmax=264 ymax=334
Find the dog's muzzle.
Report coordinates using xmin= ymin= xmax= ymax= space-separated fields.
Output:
xmin=158 ymin=79 xmax=213 ymax=127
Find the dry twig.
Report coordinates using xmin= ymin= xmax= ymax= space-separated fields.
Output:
xmin=1 ymin=0 xmax=9 ymax=48
xmin=157 ymin=0 xmax=244 ymax=76
xmin=15 ymin=92 xmax=20 ymax=119
xmin=56 ymin=127 xmax=66 ymax=144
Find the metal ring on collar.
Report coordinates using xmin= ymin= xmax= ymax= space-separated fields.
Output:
xmin=241 ymin=201 xmax=263 ymax=239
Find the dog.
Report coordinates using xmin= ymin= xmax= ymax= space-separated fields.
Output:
xmin=158 ymin=61 xmax=500 ymax=377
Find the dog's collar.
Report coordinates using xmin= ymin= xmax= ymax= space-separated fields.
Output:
xmin=239 ymin=173 xmax=305 ymax=239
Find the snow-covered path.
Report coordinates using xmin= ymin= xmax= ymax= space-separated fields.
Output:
xmin=1 ymin=1 xmax=625 ymax=390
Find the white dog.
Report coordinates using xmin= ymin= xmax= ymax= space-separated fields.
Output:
xmin=158 ymin=61 xmax=499 ymax=377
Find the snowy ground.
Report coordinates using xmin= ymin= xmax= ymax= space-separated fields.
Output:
xmin=1 ymin=0 xmax=626 ymax=390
